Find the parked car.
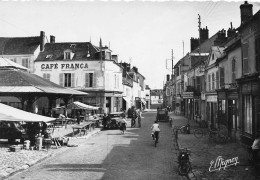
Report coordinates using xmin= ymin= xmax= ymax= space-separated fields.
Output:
xmin=0 ymin=121 xmax=28 ymax=143
xmin=156 ymin=108 xmax=169 ymax=122
xmin=106 ymin=112 xmax=123 ymax=129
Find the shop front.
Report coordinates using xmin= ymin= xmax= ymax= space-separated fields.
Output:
xmin=237 ymin=75 xmax=260 ymax=146
xmin=183 ymin=92 xmax=194 ymax=120
xmin=206 ymin=94 xmax=217 ymax=129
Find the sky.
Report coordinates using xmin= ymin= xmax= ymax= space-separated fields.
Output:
xmin=0 ymin=0 xmax=260 ymax=89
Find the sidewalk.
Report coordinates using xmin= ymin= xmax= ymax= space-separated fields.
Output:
xmin=0 ymin=124 xmax=101 ymax=179
xmin=170 ymin=113 xmax=256 ymax=180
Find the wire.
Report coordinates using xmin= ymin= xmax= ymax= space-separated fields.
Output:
xmin=0 ymin=17 xmax=32 ymax=36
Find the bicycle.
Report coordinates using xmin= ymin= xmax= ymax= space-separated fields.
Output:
xmin=177 ymin=148 xmax=192 ymax=176
xmin=131 ymin=118 xmax=136 ymax=128
xmin=153 ymin=131 xmax=159 ymax=147
xmin=193 ymin=127 xmax=228 ymax=143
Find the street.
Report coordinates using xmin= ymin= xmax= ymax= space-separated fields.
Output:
xmin=6 ymin=112 xmax=181 ymax=180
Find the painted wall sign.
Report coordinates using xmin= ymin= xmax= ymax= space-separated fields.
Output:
xmin=207 ymin=95 xmax=217 ymax=102
xmin=41 ymin=63 xmax=88 ymax=70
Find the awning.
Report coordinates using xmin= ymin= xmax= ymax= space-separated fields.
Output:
xmin=67 ymin=101 xmax=99 ymax=110
xmin=123 ymin=96 xmax=132 ymax=103
xmin=0 ymin=103 xmax=55 ymax=122
xmin=0 ymin=69 xmax=88 ymax=96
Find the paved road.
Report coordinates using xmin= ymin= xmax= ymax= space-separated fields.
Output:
xmin=7 ymin=112 xmax=182 ymax=180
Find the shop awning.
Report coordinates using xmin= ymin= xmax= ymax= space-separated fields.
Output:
xmin=123 ymin=96 xmax=132 ymax=103
xmin=67 ymin=101 xmax=99 ymax=110
xmin=0 ymin=103 xmax=55 ymax=122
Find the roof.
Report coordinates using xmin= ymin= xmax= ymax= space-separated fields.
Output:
xmin=0 ymin=69 xmax=87 ymax=95
xmin=0 ymin=36 xmax=40 ymax=55
xmin=0 ymin=58 xmax=29 ymax=71
xmin=35 ymin=42 xmax=99 ymax=62
xmin=0 ymin=103 xmax=55 ymax=122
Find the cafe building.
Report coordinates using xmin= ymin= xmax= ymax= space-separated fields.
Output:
xmin=34 ymin=39 xmax=123 ymax=114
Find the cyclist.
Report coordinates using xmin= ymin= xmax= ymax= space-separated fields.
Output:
xmin=151 ymin=121 xmax=160 ymax=142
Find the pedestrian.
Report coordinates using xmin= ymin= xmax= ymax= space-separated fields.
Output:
xmin=137 ymin=109 xmax=142 ymax=128
xmin=131 ymin=106 xmax=137 ymax=128
xmin=102 ymin=113 xmax=108 ymax=129
xmin=119 ymin=113 xmax=127 ymax=134
xmin=251 ymin=131 xmax=260 ymax=164
xmin=76 ymin=110 xmax=81 ymax=124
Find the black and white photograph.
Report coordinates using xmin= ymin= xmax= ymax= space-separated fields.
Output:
xmin=0 ymin=0 xmax=260 ymax=179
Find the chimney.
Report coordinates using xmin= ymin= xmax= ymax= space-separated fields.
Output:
xmin=240 ymin=1 xmax=253 ymax=25
xmin=200 ymin=26 xmax=209 ymax=43
xmin=227 ymin=22 xmax=236 ymax=38
xmin=40 ymin=31 xmax=45 ymax=51
xmin=50 ymin=35 xmax=55 ymax=43
xmin=190 ymin=38 xmax=199 ymax=52
xmin=214 ymin=29 xmax=227 ymax=46
xmin=112 ymin=55 xmax=118 ymax=63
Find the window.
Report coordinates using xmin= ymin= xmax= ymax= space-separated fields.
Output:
xmin=212 ymin=73 xmax=215 ymax=90
xmin=64 ymin=73 xmax=71 ymax=87
xmin=85 ymin=73 xmax=94 ymax=87
xmin=242 ymin=43 xmax=249 ymax=74
xmin=196 ymin=76 xmax=201 ymax=91
xmin=43 ymin=73 xmax=50 ymax=81
xmin=10 ymin=58 xmax=16 ymax=63
xmin=22 ymin=58 xmax=29 ymax=68
xmin=65 ymin=52 xmax=71 ymax=59
xmin=59 ymin=73 xmax=74 ymax=87
xmin=255 ymin=37 xmax=260 ymax=71
xmin=243 ymin=95 xmax=252 ymax=134
xmin=219 ymin=67 xmax=225 ymax=88
xmin=232 ymin=59 xmax=236 ymax=83
xmin=105 ymin=52 xmax=111 ymax=60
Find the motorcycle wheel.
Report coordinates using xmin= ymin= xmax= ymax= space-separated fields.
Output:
xmin=178 ymin=161 xmax=191 ymax=176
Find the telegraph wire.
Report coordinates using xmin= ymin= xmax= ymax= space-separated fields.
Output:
xmin=0 ymin=18 xmax=32 ymax=36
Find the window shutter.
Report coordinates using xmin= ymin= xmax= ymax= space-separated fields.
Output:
xmin=43 ymin=73 xmax=46 ymax=79
xmin=93 ymin=72 xmax=96 ymax=88
xmin=71 ymin=73 xmax=75 ymax=87
xmin=220 ymin=67 xmax=225 ymax=88
xmin=216 ymin=70 xmax=219 ymax=89
xmin=85 ymin=73 xmax=89 ymax=87
xmin=47 ymin=74 xmax=50 ymax=81
xmin=59 ymin=73 xmax=63 ymax=86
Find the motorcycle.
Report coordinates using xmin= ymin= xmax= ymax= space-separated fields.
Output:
xmin=177 ymin=148 xmax=191 ymax=176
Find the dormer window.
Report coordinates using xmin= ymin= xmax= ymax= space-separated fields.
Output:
xmin=65 ymin=52 xmax=71 ymax=59
xmin=212 ymin=54 xmax=215 ymax=60
xmin=70 ymin=44 xmax=76 ymax=48
xmin=64 ymin=50 xmax=74 ymax=60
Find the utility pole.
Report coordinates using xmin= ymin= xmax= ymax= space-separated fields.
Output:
xmin=171 ymin=49 xmax=174 ymax=82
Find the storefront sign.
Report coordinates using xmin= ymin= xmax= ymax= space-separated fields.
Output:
xmin=207 ymin=95 xmax=217 ymax=102
xmin=183 ymin=92 xmax=194 ymax=99
xmin=41 ymin=63 xmax=88 ymax=70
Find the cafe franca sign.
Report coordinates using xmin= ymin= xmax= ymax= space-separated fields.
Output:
xmin=41 ymin=63 xmax=88 ymax=70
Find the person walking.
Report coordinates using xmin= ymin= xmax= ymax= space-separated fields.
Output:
xmin=131 ymin=106 xmax=137 ymax=128
xmin=119 ymin=114 xmax=127 ymax=134
xmin=137 ymin=109 xmax=142 ymax=128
